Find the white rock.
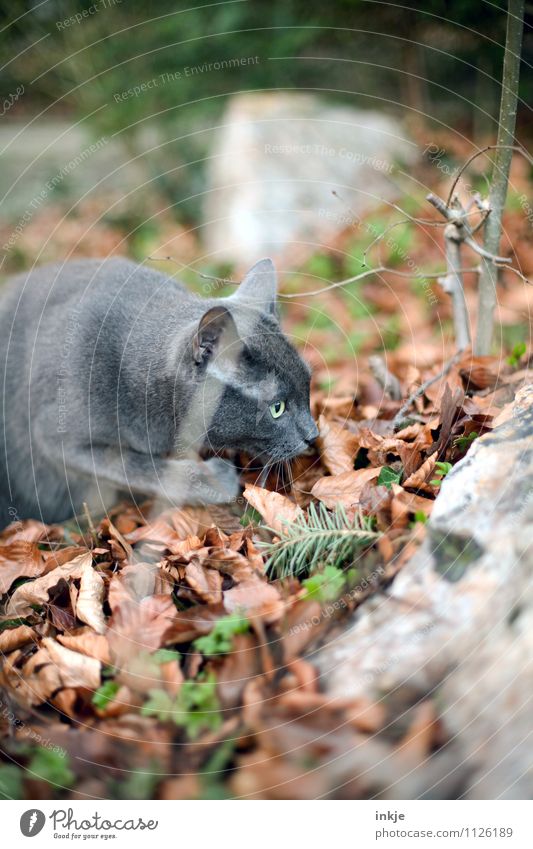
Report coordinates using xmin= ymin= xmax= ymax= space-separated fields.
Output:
xmin=204 ymin=93 xmax=416 ymax=264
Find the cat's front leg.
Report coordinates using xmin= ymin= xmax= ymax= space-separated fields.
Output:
xmin=57 ymin=443 xmax=240 ymax=506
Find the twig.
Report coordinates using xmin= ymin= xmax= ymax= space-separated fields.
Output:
xmin=280 ymin=265 xmax=478 ymax=299
xmin=441 ymin=223 xmax=471 ymax=349
xmin=82 ymin=501 xmax=98 ymax=543
xmin=445 ymin=144 xmax=533 ymax=210
xmin=496 ymin=263 xmax=533 ymax=285
xmin=147 ymin=255 xmax=238 ymax=286
xmin=368 ymin=355 xmax=402 ymax=401
xmin=427 ymin=193 xmax=511 ymax=264
xmin=393 ymin=350 xmax=464 ymax=431
xmin=427 ymin=194 xmax=471 ymax=349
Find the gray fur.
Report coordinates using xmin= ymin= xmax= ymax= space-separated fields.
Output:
xmin=0 ymin=257 xmax=317 ymax=524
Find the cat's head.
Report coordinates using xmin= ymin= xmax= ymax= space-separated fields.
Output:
xmin=190 ymin=259 xmax=318 ymax=462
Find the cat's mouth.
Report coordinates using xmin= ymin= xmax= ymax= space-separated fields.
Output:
xmin=261 ymin=438 xmax=316 ymax=463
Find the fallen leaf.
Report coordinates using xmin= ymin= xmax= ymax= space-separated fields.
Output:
xmin=214 ymin=632 xmax=261 ymax=708
xmin=402 ymin=455 xmax=437 ymax=491
xmin=185 ymin=561 xmax=223 ymax=604
xmin=0 ymin=541 xmax=45 ymax=594
xmin=0 ymin=520 xmax=57 ymax=545
xmin=317 ymin=414 xmax=360 ymax=474
xmin=203 ymin=547 xmax=257 ymax=583
xmin=76 ymin=560 xmax=106 ymax=635
xmin=244 ymin=485 xmax=304 ymax=535
xmin=7 ymin=550 xmax=93 ymax=616
xmin=311 ymin=467 xmax=381 ymax=509
xmin=57 ymin=631 xmax=111 ymax=665
xmin=125 ymin=518 xmax=203 ymax=555
xmin=162 ymin=605 xmax=227 ymax=645
xmin=224 ymin=578 xmax=284 ymax=624
xmin=42 ymin=637 xmax=101 ymax=689
xmin=0 ymin=624 xmax=35 ymax=652
xmin=2 ymin=647 xmax=63 ymax=705
xmin=107 ymin=572 xmax=177 ymax=663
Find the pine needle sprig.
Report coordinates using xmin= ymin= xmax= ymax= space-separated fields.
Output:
xmin=260 ymin=501 xmax=380 ymax=578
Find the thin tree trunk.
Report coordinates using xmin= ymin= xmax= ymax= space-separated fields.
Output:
xmin=475 ymin=0 xmax=524 ymax=355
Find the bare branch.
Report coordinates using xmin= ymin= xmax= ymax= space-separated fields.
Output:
xmin=441 ymin=224 xmax=472 ymax=350
xmin=427 ymin=194 xmax=471 ymax=349
xmin=476 ymin=0 xmax=525 ymax=354
xmin=280 ymin=265 xmax=479 ymax=299
xmin=393 ymin=349 xmax=464 ymax=431
xmin=368 ymin=356 xmax=402 ymax=401
xmin=445 ymin=144 xmax=533 ymax=209
xmin=463 ymin=234 xmax=511 ymax=264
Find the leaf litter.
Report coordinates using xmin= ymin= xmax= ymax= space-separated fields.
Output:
xmin=0 ymin=156 xmax=531 ymax=797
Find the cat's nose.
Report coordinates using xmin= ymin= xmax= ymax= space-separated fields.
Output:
xmin=304 ymin=421 xmax=319 ymax=446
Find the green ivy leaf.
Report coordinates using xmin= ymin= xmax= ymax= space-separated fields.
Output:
xmin=507 ymin=341 xmax=526 ymax=367
xmin=0 ymin=764 xmax=23 ymax=799
xmin=28 ymin=747 xmax=74 ymax=788
xmin=377 ymin=466 xmax=402 ymax=489
xmin=152 ymin=649 xmax=181 ymax=665
xmin=193 ymin=613 xmax=249 ymax=657
xmin=302 ymin=565 xmax=346 ymax=602
xmin=141 ymin=689 xmax=176 ymax=722
xmin=92 ymin=680 xmax=120 ymax=710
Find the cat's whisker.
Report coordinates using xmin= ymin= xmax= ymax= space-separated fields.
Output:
xmin=284 ymin=460 xmax=295 ymax=494
xmin=257 ymin=463 xmax=271 ymax=488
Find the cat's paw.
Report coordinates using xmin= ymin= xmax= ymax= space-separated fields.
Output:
xmin=203 ymin=456 xmax=241 ymax=503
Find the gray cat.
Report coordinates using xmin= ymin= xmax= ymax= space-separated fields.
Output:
xmin=0 ymin=257 xmax=318 ymax=525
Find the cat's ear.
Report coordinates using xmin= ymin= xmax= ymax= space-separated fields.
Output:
xmin=233 ymin=258 xmax=277 ymax=315
xmin=193 ymin=306 xmax=240 ymax=367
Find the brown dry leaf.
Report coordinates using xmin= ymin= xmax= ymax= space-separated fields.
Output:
xmin=244 ymin=485 xmax=304 ymax=535
xmin=224 ymin=578 xmax=284 ymax=624
xmin=109 ymin=561 xmax=160 ymax=602
xmin=281 ymin=600 xmax=323 ymax=661
xmin=52 ymin=688 xmax=78 ymax=718
xmin=391 ymin=485 xmax=434 ymax=517
xmin=162 ymin=605 xmax=226 ymax=645
xmin=165 ymin=506 xmax=217 ymax=539
xmin=402 ymin=455 xmax=437 ymax=492
xmin=42 ymin=637 xmax=101 ymax=690
xmin=185 ymin=561 xmax=223 ymax=604
xmin=311 ymin=467 xmax=381 ymax=509
xmin=0 ymin=541 xmax=45 ymax=594
xmin=318 ymin=395 xmax=357 ymax=419
xmin=351 ymin=427 xmax=384 ymax=451
xmin=459 ymin=355 xmax=503 ymax=391
xmin=107 ymin=573 xmax=177 ymax=662
xmin=204 ymin=547 xmax=257 ymax=583
xmin=42 ymin=545 xmax=88 ymax=572
xmin=3 ymin=646 xmax=63 ymax=705
xmin=317 ymin=414 xmax=360 ymax=474
xmin=76 ymin=560 xmax=106 ymax=635
xmin=215 ymin=632 xmax=261 ymax=708
xmin=7 ymin=550 xmax=93 ymax=616
xmin=57 ymin=631 xmax=111 ymax=665
xmin=0 ymin=624 xmax=35 ymax=652
xmin=0 ymin=519 xmax=56 ymax=545
xmin=125 ymin=518 xmax=203 ymax=556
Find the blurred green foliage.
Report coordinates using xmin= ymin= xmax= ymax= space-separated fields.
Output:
xmin=1 ymin=0 xmax=531 ymax=221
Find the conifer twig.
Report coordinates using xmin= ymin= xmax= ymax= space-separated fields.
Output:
xmin=261 ymin=502 xmax=379 ymax=577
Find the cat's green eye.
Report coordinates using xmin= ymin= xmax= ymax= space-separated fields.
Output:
xmin=270 ymin=400 xmax=286 ymax=419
